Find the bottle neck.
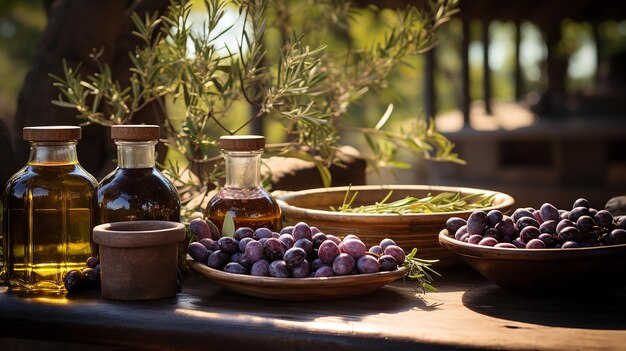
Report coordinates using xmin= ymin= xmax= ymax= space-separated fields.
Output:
xmin=27 ymin=141 xmax=78 ymax=166
xmin=116 ymin=140 xmax=156 ymax=169
xmin=223 ymin=150 xmax=263 ymax=188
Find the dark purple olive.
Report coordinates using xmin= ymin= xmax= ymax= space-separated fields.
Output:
xmin=63 ymin=270 xmax=85 ymax=293
xmin=538 ymin=233 xmax=557 ymax=247
xmin=279 ymin=226 xmax=294 ymax=235
xmin=558 ymin=226 xmax=581 ymax=243
xmin=467 ymin=211 xmax=489 ymax=235
xmin=292 ymin=222 xmax=313 ymax=241
xmin=311 ymin=233 xmax=327 ymax=248
xmin=512 ymin=208 xmax=534 ymax=223
xmin=446 ymin=217 xmax=467 ymax=235
xmin=516 ymin=217 xmax=540 ymax=231
xmin=188 ymin=242 xmax=210 ymax=262
xmin=200 ymin=238 xmax=220 ymax=251
xmin=576 ymin=215 xmax=597 ymax=233
xmin=368 ymin=245 xmax=384 ymax=255
xmin=254 ymin=227 xmax=273 ymax=240
xmin=284 ymin=247 xmax=307 ymax=268
xmin=512 ymin=237 xmax=526 ymax=248
xmin=615 ymin=216 xmax=626 ymax=230
xmin=478 ymin=237 xmax=498 ymax=247
xmin=562 ymin=241 xmax=581 ymax=248
xmin=218 ymin=237 xmax=239 ymax=254
xmin=233 ymin=227 xmax=254 ymax=241
xmin=468 ymin=234 xmax=483 ymax=245
xmin=520 ymin=226 xmax=540 ymax=243
xmin=269 ymin=260 xmax=290 ymax=278
xmin=81 ymin=268 xmax=100 ymax=288
xmin=556 ymin=219 xmax=575 ymax=233
xmin=378 ymin=255 xmax=398 ymax=271
xmin=263 ymin=238 xmax=286 ymax=261
xmin=494 ymin=243 xmax=517 ymax=248
xmin=294 ymin=238 xmax=313 ymax=255
xmin=495 ymin=217 xmax=517 ymax=238
xmin=279 ymin=233 xmax=295 ymax=249
xmin=251 ymin=259 xmax=270 ymax=276
xmin=487 ymin=210 xmax=503 ymax=227
xmin=314 ymin=265 xmax=335 ymax=277
xmin=609 ymin=229 xmax=626 ymax=245
xmin=454 ymin=225 xmax=468 ymax=241
xmin=483 ymin=228 xmax=500 ymax=240
xmin=526 ymin=238 xmax=546 ymax=249
xmin=539 ymin=203 xmax=560 ymax=222
xmin=207 ymin=250 xmax=230 ymax=269
xmin=573 ymin=198 xmax=590 ymax=209
xmin=539 ymin=220 xmax=557 ymax=234
xmin=594 ymin=210 xmax=614 ymax=229
xmin=569 ymin=206 xmax=590 ymax=223
xmin=379 ymin=238 xmax=397 ymax=251
xmin=86 ymin=256 xmax=99 ymax=269
xmin=290 ymin=260 xmax=311 ymax=278
xmin=224 ymin=262 xmax=248 ymax=274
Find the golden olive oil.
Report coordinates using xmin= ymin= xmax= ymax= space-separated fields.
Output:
xmin=4 ymin=164 xmax=96 ymax=293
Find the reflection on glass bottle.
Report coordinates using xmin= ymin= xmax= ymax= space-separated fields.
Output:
xmin=205 ymin=135 xmax=281 ymax=231
xmin=3 ymin=126 xmax=97 ymax=293
xmin=97 ymin=125 xmax=181 ymax=224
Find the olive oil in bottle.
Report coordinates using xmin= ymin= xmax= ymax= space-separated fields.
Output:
xmin=97 ymin=125 xmax=181 ymax=224
xmin=3 ymin=126 xmax=97 ymax=293
xmin=205 ymin=135 xmax=281 ymax=231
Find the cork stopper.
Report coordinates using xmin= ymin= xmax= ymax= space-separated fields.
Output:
xmin=220 ymin=135 xmax=265 ymax=151
xmin=23 ymin=126 xmax=81 ymax=141
xmin=111 ymin=125 xmax=160 ymax=141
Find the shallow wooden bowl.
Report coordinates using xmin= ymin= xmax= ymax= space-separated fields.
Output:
xmin=186 ymin=258 xmax=406 ymax=300
xmin=276 ymin=185 xmax=515 ymax=269
xmin=439 ymin=229 xmax=626 ymax=293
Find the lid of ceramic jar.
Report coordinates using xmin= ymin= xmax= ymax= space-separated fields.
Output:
xmin=220 ymin=135 xmax=265 ymax=151
xmin=23 ymin=126 xmax=82 ymax=141
xmin=111 ymin=125 xmax=160 ymax=141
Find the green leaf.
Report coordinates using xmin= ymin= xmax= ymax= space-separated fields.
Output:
xmin=221 ymin=212 xmax=235 ymax=238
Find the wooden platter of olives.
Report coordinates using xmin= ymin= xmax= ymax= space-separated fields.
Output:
xmin=187 ymin=257 xmax=406 ymax=301
xmin=438 ymin=198 xmax=626 ymax=293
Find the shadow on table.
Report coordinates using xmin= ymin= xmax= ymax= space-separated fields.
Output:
xmin=462 ymin=284 xmax=626 ymax=330
xmin=187 ymin=278 xmax=439 ymax=323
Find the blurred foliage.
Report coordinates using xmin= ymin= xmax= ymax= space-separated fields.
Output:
xmin=0 ymin=0 xmax=46 ymax=112
xmin=50 ymin=0 xmax=462 ymax=208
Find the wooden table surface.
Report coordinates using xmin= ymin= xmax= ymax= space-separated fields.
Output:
xmin=0 ymin=266 xmax=624 ymax=351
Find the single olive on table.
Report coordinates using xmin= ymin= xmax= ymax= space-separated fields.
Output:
xmin=187 ymin=218 xmax=439 ymax=293
xmin=445 ymin=198 xmax=626 ymax=249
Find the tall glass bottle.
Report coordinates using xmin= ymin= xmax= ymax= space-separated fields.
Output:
xmin=205 ymin=135 xmax=281 ymax=231
xmin=97 ymin=125 xmax=181 ymax=224
xmin=3 ymin=126 xmax=97 ymax=294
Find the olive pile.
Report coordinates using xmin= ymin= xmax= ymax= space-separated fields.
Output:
xmin=447 ymin=198 xmax=626 ymax=249
xmin=188 ymin=220 xmax=405 ymax=277
xmin=63 ymin=256 xmax=101 ymax=293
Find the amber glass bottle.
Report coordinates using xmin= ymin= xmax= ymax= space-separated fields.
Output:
xmin=97 ymin=125 xmax=181 ymax=224
xmin=205 ymin=135 xmax=281 ymax=231
xmin=3 ymin=126 xmax=97 ymax=293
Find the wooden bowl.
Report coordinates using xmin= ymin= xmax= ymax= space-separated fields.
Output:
xmin=276 ymin=185 xmax=515 ymax=269
xmin=186 ymin=257 xmax=406 ymax=300
xmin=439 ymin=229 xmax=626 ymax=293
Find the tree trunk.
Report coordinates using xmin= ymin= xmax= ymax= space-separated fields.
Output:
xmin=12 ymin=0 xmax=170 ymax=179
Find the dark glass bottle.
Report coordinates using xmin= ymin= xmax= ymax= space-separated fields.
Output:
xmin=3 ymin=126 xmax=97 ymax=293
xmin=97 ymin=125 xmax=181 ymax=224
xmin=205 ymin=135 xmax=281 ymax=231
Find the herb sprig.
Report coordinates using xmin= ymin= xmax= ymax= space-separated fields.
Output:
xmin=403 ymin=248 xmax=440 ymax=293
xmin=333 ymin=189 xmax=496 ymax=214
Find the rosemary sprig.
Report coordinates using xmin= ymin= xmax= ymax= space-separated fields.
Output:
xmin=334 ymin=189 xmax=496 ymax=214
xmin=403 ymin=248 xmax=440 ymax=293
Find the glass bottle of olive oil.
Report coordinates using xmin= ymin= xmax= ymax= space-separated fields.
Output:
xmin=3 ymin=126 xmax=97 ymax=294
xmin=205 ymin=135 xmax=281 ymax=231
xmin=97 ymin=125 xmax=181 ymax=224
